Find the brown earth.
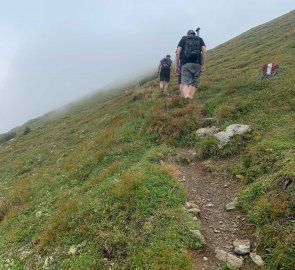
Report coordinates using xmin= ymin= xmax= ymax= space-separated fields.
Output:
xmin=175 ymin=149 xmax=263 ymax=270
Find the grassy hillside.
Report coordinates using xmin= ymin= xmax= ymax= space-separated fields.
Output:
xmin=0 ymin=87 xmax=203 ymax=269
xmin=193 ymin=11 xmax=295 ymax=270
xmin=0 ymin=10 xmax=295 ymax=270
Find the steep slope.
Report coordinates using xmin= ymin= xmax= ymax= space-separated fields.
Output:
xmin=0 ymin=88 xmax=202 ymax=269
xmin=0 ymin=10 xmax=295 ymax=270
xmin=193 ymin=11 xmax=295 ymax=270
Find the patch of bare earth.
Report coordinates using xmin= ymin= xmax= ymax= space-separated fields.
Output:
xmin=175 ymin=149 xmax=261 ymax=270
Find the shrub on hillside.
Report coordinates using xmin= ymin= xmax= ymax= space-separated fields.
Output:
xmin=218 ymin=104 xmax=236 ymax=119
xmin=0 ymin=131 xmax=16 ymax=143
xmin=195 ymin=136 xmax=220 ymax=159
xmin=241 ymin=145 xmax=281 ymax=182
xmin=143 ymin=97 xmax=202 ymax=145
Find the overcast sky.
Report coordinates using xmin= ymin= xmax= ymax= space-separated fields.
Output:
xmin=0 ymin=1 xmax=294 ymax=133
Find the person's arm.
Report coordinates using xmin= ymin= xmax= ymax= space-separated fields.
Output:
xmin=201 ymin=46 xmax=206 ymax=72
xmin=157 ymin=62 xmax=161 ymax=74
xmin=175 ymin=47 xmax=182 ymax=74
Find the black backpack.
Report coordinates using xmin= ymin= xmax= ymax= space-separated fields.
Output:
xmin=161 ymin=58 xmax=172 ymax=70
xmin=184 ymin=36 xmax=201 ymax=61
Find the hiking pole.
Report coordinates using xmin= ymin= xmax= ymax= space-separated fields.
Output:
xmin=196 ymin=27 xmax=200 ymax=37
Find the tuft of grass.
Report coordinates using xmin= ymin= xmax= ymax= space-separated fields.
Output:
xmin=195 ymin=136 xmax=220 ymax=159
xmin=219 ymin=263 xmax=238 ymax=270
xmin=143 ymin=96 xmax=202 ymax=145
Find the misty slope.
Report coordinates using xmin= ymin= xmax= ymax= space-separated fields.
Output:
xmin=0 ymin=10 xmax=295 ymax=270
xmin=0 ymin=86 xmax=202 ymax=270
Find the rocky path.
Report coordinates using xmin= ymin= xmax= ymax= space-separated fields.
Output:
xmin=176 ymin=149 xmax=264 ymax=270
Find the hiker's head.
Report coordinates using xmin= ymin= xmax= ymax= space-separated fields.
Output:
xmin=187 ymin=30 xmax=196 ymax=36
xmin=166 ymin=55 xmax=171 ymax=59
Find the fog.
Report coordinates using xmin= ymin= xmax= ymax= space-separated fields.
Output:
xmin=0 ymin=0 xmax=294 ymax=133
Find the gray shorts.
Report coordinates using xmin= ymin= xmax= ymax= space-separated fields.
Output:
xmin=181 ymin=63 xmax=201 ymax=86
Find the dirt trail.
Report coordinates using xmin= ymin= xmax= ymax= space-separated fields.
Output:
xmin=176 ymin=149 xmax=260 ymax=270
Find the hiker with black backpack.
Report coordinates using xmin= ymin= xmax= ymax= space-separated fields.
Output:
xmin=175 ymin=29 xmax=206 ymax=99
xmin=157 ymin=55 xmax=172 ymax=94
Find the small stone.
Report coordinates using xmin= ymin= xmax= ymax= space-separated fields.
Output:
xmin=160 ymin=160 xmax=165 ymax=165
xmin=43 ymin=256 xmax=53 ymax=269
xmin=36 ymin=211 xmax=42 ymax=218
xmin=214 ymin=229 xmax=221 ymax=233
xmin=250 ymin=252 xmax=264 ymax=267
xmin=190 ymin=229 xmax=206 ymax=244
xmin=235 ymin=175 xmax=245 ymax=180
xmin=19 ymin=250 xmax=32 ymax=261
xmin=196 ymin=126 xmax=219 ymax=137
xmin=67 ymin=241 xmax=87 ymax=256
xmin=223 ymin=183 xmax=229 ymax=188
xmin=68 ymin=245 xmax=78 ymax=256
xmin=206 ymin=203 xmax=214 ymax=207
xmin=215 ymin=249 xmax=244 ymax=268
xmin=226 ymin=198 xmax=238 ymax=211
xmin=233 ymin=239 xmax=251 ymax=255
xmin=185 ymin=201 xmax=198 ymax=209
xmin=203 ymin=256 xmax=208 ymax=261
xmin=188 ymin=207 xmax=201 ymax=216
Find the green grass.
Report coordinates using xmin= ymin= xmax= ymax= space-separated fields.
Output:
xmin=0 ymin=88 xmax=201 ymax=269
xmin=219 ymin=264 xmax=238 ymax=270
xmin=194 ymin=11 xmax=295 ymax=269
xmin=1 ymin=10 xmax=295 ymax=270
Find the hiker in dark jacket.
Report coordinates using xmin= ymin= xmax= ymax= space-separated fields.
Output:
xmin=175 ymin=30 xmax=206 ymax=99
xmin=158 ymin=55 xmax=172 ymax=94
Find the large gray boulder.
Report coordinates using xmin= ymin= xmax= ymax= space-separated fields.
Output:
xmin=214 ymin=124 xmax=251 ymax=147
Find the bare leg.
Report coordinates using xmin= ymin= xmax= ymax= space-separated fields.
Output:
xmin=188 ymin=86 xmax=196 ymax=99
xmin=164 ymin=82 xmax=169 ymax=93
xmin=182 ymin=85 xmax=190 ymax=98
xmin=182 ymin=85 xmax=197 ymax=99
xmin=160 ymin=81 xmax=164 ymax=92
